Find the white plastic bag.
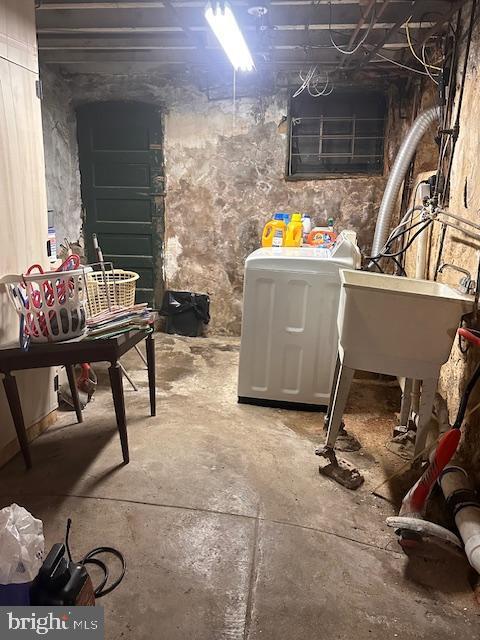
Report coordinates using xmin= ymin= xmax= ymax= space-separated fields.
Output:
xmin=0 ymin=503 xmax=44 ymax=584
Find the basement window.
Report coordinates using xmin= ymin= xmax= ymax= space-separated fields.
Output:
xmin=287 ymin=88 xmax=387 ymax=179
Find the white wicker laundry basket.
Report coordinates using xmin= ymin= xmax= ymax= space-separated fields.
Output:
xmin=86 ymin=269 xmax=139 ymax=317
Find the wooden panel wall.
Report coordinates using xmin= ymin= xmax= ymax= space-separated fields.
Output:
xmin=0 ymin=0 xmax=56 ymax=460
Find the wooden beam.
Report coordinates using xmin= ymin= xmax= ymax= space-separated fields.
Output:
xmin=159 ymin=0 xmax=206 ymax=51
xmin=38 ymin=48 xmax=353 ymax=64
xmin=345 ymin=0 xmax=378 ymax=49
xmin=39 ymin=58 xmax=407 ymax=71
xmin=353 ymin=0 xmax=422 ymax=70
xmin=36 ymin=21 xmax=435 ymax=35
xmin=337 ymin=0 xmax=390 ymax=71
xmin=36 ymin=33 xmax=413 ymax=50
xmin=338 ymin=0 xmax=393 ymax=71
xmin=35 ymin=0 xmax=421 ymax=9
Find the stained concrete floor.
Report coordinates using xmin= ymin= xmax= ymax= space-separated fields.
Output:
xmin=0 ymin=333 xmax=479 ymax=638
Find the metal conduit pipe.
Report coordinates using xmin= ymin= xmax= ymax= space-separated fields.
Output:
xmin=370 ymin=106 xmax=442 ymax=260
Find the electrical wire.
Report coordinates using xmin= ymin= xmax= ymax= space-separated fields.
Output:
xmin=372 ymin=18 xmax=443 ymax=83
xmin=442 ymin=0 xmax=477 ymax=198
xmin=421 ymin=42 xmax=439 ymax=85
xmin=309 ymin=74 xmax=333 ymax=97
xmin=370 ymin=257 xmax=385 ymax=273
xmin=401 ymin=180 xmax=428 ymax=233
xmin=81 ymin=548 xmax=126 ymax=598
xmin=380 ymin=220 xmax=433 ymax=259
xmin=398 ymin=183 xmax=428 ymax=268
xmin=389 ymin=209 xmax=423 ymax=243
xmin=374 ymin=52 xmax=431 ymax=76
xmin=378 ymin=205 xmax=424 ymax=253
xmin=65 ymin=518 xmax=73 ymax=562
xmin=382 ymin=216 xmax=426 ymax=254
xmin=328 ymin=0 xmax=376 ymax=55
xmin=405 ymin=19 xmax=442 ymax=70
xmin=432 ymin=11 xmax=459 ymax=204
xmin=292 ymin=66 xmax=333 ymax=98
xmin=392 ymin=256 xmax=407 ymax=276
xmin=65 ymin=518 xmax=126 ymax=599
xmin=365 ymin=207 xmax=428 ymax=265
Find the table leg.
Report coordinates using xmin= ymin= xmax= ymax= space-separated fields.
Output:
xmin=66 ymin=364 xmax=83 ymax=424
xmin=3 ymin=373 xmax=31 ymax=469
xmin=146 ymin=332 xmax=156 ymax=417
xmin=108 ymin=361 xmax=129 ymax=464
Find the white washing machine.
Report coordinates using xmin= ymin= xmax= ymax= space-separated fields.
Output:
xmin=238 ymin=231 xmax=361 ymax=409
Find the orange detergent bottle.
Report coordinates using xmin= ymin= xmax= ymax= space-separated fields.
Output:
xmin=262 ymin=213 xmax=287 ymax=247
xmin=307 ymin=217 xmax=337 ymax=248
xmin=285 ymin=213 xmax=303 ymax=247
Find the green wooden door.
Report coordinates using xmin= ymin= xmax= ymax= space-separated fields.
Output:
xmin=77 ymin=101 xmax=164 ymax=306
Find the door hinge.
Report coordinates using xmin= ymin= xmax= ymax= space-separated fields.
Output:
xmin=36 ymin=79 xmax=43 ymax=100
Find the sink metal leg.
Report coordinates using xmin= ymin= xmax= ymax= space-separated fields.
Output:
xmin=414 ymin=376 xmax=438 ymax=460
xmin=317 ymin=362 xmax=363 ymax=490
xmin=324 ymin=353 xmax=341 ymax=428
xmin=325 ymin=363 xmax=355 ymax=449
xmin=399 ymin=377 xmax=413 ymax=428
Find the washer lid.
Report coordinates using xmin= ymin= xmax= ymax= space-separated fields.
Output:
xmin=246 ymin=244 xmax=357 ymax=271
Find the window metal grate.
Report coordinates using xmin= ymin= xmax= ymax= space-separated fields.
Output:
xmin=287 ymin=90 xmax=387 ymax=178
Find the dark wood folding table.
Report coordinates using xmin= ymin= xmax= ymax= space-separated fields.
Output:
xmin=0 ymin=329 xmax=156 ymax=469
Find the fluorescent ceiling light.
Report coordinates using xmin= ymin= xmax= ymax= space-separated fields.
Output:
xmin=205 ymin=2 xmax=255 ymax=72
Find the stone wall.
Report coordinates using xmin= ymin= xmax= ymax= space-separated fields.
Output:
xmin=402 ymin=4 xmax=480 ymax=474
xmin=40 ymin=66 xmax=82 ymax=248
xmin=40 ymin=68 xmax=403 ymax=334
xmin=436 ymin=10 xmax=480 ymax=473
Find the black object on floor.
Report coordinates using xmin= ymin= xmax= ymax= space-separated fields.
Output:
xmin=30 ymin=519 xmax=126 ymax=606
xmin=30 ymin=543 xmax=95 ymax=606
xmin=160 ymin=290 xmax=210 ymax=337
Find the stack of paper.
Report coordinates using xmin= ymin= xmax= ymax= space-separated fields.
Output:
xmin=86 ymin=304 xmax=155 ymax=339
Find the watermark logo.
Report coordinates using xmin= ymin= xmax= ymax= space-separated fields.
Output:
xmin=0 ymin=607 xmax=103 ymax=638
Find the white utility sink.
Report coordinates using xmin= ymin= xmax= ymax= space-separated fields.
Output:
xmin=337 ymin=269 xmax=473 ymax=379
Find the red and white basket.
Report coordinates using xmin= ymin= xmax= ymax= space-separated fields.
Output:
xmin=0 ymin=260 xmax=90 ymax=343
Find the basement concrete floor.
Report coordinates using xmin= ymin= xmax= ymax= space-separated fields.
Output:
xmin=0 ymin=333 xmax=479 ymax=639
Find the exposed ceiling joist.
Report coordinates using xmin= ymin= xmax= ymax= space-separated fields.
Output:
xmin=36 ymin=21 xmax=435 ymax=35
xmin=159 ymin=0 xmax=206 ymax=51
xmin=39 ymin=60 xmax=405 ymax=76
xmin=342 ymin=0 xmax=378 ymax=48
xmin=36 ymin=0 xmax=419 ymax=8
xmin=35 ymin=1 xmax=446 ymax=30
xmin=337 ymin=0 xmax=391 ymax=70
xmin=352 ymin=0 xmax=422 ymax=70
xmin=37 ymin=34 xmax=412 ymax=50
xmin=37 ymin=48 xmax=349 ymax=63
xmin=39 ymin=45 xmax=417 ymax=65
xmin=36 ymin=0 xmax=456 ymax=77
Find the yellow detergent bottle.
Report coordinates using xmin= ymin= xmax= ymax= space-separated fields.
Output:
xmin=262 ymin=213 xmax=287 ymax=247
xmin=285 ymin=213 xmax=303 ymax=247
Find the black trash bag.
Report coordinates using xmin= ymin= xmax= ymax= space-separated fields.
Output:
xmin=160 ymin=290 xmax=210 ymax=337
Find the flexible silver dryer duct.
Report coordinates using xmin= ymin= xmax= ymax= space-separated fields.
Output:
xmin=370 ymin=106 xmax=442 ymax=259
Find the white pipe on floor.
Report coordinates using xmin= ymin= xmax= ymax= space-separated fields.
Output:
xmin=439 ymin=464 xmax=480 ymax=573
